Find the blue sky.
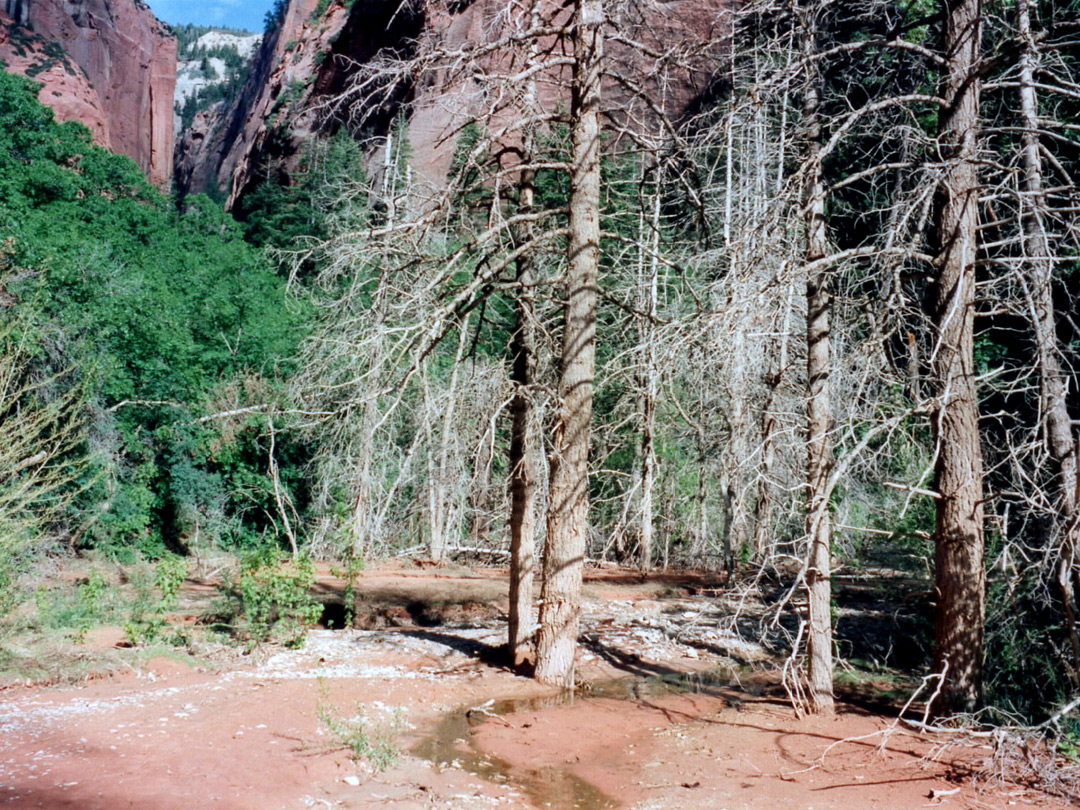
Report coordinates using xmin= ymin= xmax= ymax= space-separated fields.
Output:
xmin=145 ymin=0 xmax=273 ymax=33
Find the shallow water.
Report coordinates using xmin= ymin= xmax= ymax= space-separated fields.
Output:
xmin=414 ymin=667 xmax=741 ymax=810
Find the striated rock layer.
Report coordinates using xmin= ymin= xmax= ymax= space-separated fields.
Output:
xmin=175 ymin=0 xmax=729 ymax=207
xmin=0 ymin=0 xmax=176 ymax=186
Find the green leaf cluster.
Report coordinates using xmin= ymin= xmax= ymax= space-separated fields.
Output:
xmin=0 ymin=69 xmax=307 ymax=558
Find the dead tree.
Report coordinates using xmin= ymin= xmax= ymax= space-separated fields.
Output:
xmin=797 ymin=0 xmax=834 ymax=715
xmin=507 ymin=2 xmax=542 ymax=665
xmin=1013 ymin=0 xmax=1080 ymax=682
xmin=534 ymin=0 xmax=604 ymax=687
xmin=929 ymin=0 xmax=986 ymax=715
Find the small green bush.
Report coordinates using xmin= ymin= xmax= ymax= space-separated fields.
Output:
xmin=308 ymin=0 xmax=332 ymax=23
xmin=330 ymin=553 xmax=363 ymax=629
xmin=317 ymin=701 xmax=400 ymax=771
xmin=34 ymin=569 xmax=116 ymax=640
xmin=123 ymin=554 xmax=188 ymax=646
xmin=219 ymin=548 xmax=322 ymax=647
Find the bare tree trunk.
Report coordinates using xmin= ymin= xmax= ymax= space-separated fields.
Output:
xmin=719 ymin=470 xmax=734 ymax=569
xmin=638 ymin=166 xmax=661 ymax=572
xmin=726 ymin=332 xmax=753 ymax=562
xmin=800 ymin=5 xmax=834 ymax=714
xmin=348 ymin=130 xmax=402 ymax=558
xmin=349 ymin=275 xmax=388 ymax=559
xmin=752 ymin=282 xmax=793 ymax=563
xmin=425 ymin=317 xmax=469 ymax=564
xmin=469 ymin=423 xmax=493 ymax=547
xmin=930 ymin=0 xmax=985 ymax=715
xmin=1015 ymin=0 xmax=1080 ymax=683
xmin=421 ymin=365 xmax=439 ymax=558
xmin=535 ymin=0 xmax=603 ymax=688
xmin=508 ymin=79 xmax=539 ymax=667
xmin=697 ymin=451 xmax=710 ymax=561
xmin=508 ymin=255 xmax=537 ymax=666
xmin=267 ymin=412 xmax=298 ymax=558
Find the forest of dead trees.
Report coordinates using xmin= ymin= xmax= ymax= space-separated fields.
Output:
xmin=3 ymin=0 xmax=1080 ymax=728
xmin=289 ymin=0 xmax=1080 ymax=717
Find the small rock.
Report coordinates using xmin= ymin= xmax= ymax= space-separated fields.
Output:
xmin=343 ymin=775 xmax=361 ymax=787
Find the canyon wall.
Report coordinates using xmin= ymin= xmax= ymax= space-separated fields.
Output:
xmin=0 ymin=0 xmax=176 ymax=186
xmin=175 ymin=0 xmax=728 ymax=206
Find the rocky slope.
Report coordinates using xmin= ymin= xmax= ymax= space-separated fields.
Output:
xmin=174 ymin=29 xmax=261 ymax=133
xmin=175 ymin=0 xmax=728 ymax=206
xmin=175 ymin=0 xmax=420 ymax=202
xmin=0 ymin=0 xmax=176 ymax=186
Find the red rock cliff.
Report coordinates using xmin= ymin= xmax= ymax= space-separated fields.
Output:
xmin=0 ymin=0 xmax=176 ymax=186
xmin=176 ymin=0 xmax=728 ymax=205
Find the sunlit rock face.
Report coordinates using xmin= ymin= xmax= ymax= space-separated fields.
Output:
xmin=174 ymin=0 xmax=729 ymax=207
xmin=0 ymin=0 xmax=176 ymax=186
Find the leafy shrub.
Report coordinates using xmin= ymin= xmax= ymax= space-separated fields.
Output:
xmin=218 ymin=548 xmax=321 ymax=646
xmin=34 ymin=570 xmax=116 ymax=640
xmin=309 ymin=0 xmax=332 ymax=23
xmin=330 ymin=553 xmax=363 ymax=629
xmin=123 ymin=554 xmax=189 ymax=645
xmin=0 ymin=72 xmax=308 ymax=561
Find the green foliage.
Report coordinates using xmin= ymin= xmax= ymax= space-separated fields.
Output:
xmin=123 ymin=554 xmax=189 ymax=645
xmin=170 ymin=24 xmax=257 ymax=56
xmin=219 ymin=548 xmax=322 ymax=646
xmin=309 ymin=0 xmax=333 ymax=23
xmin=34 ymin=570 xmax=116 ymax=640
xmin=447 ymin=118 xmax=485 ymax=214
xmin=29 ymin=556 xmax=191 ymax=647
xmin=317 ymin=701 xmax=400 ymax=770
xmin=154 ymin=554 xmax=188 ymax=606
xmin=981 ymin=554 xmax=1074 ymax=722
xmin=172 ymin=27 xmax=257 ymax=133
xmin=330 ymin=553 xmax=363 ymax=628
xmin=0 ymin=70 xmax=306 ymax=559
xmin=177 ymin=68 xmax=250 ymax=132
xmin=264 ymin=0 xmax=289 ymax=34
xmin=239 ymin=129 xmax=368 ymax=258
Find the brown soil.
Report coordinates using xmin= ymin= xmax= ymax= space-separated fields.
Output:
xmin=0 ymin=562 xmax=1068 ymax=810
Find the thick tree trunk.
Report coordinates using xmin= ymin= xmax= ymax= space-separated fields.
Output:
xmin=508 ymin=140 xmax=539 ymax=669
xmin=801 ymin=10 xmax=834 ymax=714
xmin=930 ymin=0 xmax=985 ymax=715
xmin=535 ymin=0 xmax=603 ymax=688
xmin=1015 ymin=0 xmax=1080 ymax=682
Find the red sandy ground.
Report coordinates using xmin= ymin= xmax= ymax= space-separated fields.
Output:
xmin=0 ymin=564 xmax=1070 ymax=810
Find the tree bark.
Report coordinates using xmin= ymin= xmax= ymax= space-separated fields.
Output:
xmin=508 ymin=77 xmax=539 ymax=667
xmin=535 ymin=0 xmax=603 ymax=688
xmin=800 ymin=4 xmax=834 ymax=715
xmin=930 ymin=0 xmax=985 ymax=715
xmin=1015 ymin=0 xmax=1080 ymax=683
xmin=638 ymin=166 xmax=660 ymax=573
